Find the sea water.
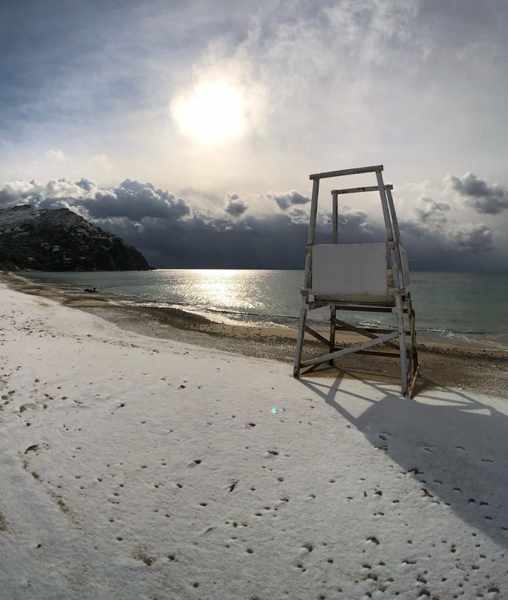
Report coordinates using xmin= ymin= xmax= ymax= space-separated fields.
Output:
xmin=25 ymin=269 xmax=508 ymax=349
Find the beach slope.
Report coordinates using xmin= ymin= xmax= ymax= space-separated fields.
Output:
xmin=1 ymin=282 xmax=507 ymax=599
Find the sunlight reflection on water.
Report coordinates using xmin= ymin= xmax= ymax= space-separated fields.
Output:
xmin=24 ymin=269 xmax=508 ymax=348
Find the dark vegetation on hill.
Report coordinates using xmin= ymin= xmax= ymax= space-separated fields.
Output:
xmin=0 ymin=205 xmax=149 ymax=271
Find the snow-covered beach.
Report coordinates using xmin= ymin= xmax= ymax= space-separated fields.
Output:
xmin=1 ymin=280 xmax=507 ymax=600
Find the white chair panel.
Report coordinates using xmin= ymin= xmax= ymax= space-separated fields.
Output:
xmin=312 ymin=243 xmax=389 ymax=299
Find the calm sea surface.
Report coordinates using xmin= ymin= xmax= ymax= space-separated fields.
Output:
xmin=25 ymin=269 xmax=508 ymax=349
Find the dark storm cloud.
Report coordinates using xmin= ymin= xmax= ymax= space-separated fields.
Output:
xmin=287 ymin=207 xmax=308 ymax=223
xmin=76 ymin=178 xmax=95 ymax=192
xmin=91 ymin=208 xmax=382 ymax=269
xmin=224 ymin=193 xmax=248 ymax=217
xmin=453 ymin=225 xmax=494 ymax=253
xmin=398 ymin=218 xmax=495 ymax=272
xmin=81 ymin=180 xmax=190 ymax=221
xmin=0 ymin=177 xmax=503 ymax=271
xmin=272 ymin=191 xmax=309 ymax=211
xmin=416 ymin=197 xmax=450 ymax=225
xmin=450 ymin=173 xmax=508 ymax=214
xmin=401 ymin=219 xmax=493 ymax=255
xmin=0 ymin=188 xmax=20 ymax=206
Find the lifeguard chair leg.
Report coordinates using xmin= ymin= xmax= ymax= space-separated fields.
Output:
xmin=293 ymin=298 xmax=308 ymax=378
xmin=329 ymin=304 xmax=337 ymax=365
xmin=395 ymin=294 xmax=409 ymax=396
xmin=407 ymin=296 xmax=419 ymax=396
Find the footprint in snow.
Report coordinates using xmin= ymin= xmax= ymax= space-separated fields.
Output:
xmin=265 ymin=449 xmax=279 ymax=457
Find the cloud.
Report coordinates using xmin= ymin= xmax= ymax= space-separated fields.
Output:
xmin=0 ymin=178 xmax=88 ymax=209
xmin=453 ymin=224 xmax=494 ymax=253
xmin=415 ymin=197 xmax=450 ymax=226
xmin=3 ymin=0 xmax=508 ymax=200
xmin=398 ymin=203 xmax=496 ymax=270
xmin=0 ymin=176 xmax=504 ymax=271
xmin=76 ymin=178 xmax=96 ymax=192
xmin=271 ymin=191 xmax=309 ymax=211
xmin=90 ymin=208 xmax=383 ymax=269
xmin=46 ymin=149 xmax=66 ymax=162
xmin=287 ymin=207 xmax=308 ymax=223
xmin=83 ymin=180 xmax=190 ymax=222
xmin=224 ymin=193 xmax=248 ymax=217
xmin=0 ymin=181 xmax=35 ymax=207
xmin=449 ymin=172 xmax=508 ymax=214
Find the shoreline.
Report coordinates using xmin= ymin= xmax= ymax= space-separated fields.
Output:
xmin=18 ymin=268 xmax=508 ymax=351
xmin=2 ymin=270 xmax=508 ymax=398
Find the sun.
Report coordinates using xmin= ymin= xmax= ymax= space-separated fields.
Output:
xmin=171 ymin=79 xmax=248 ymax=145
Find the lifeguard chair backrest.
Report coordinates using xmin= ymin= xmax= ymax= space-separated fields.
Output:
xmin=304 ymin=165 xmax=410 ymax=299
xmin=311 ymin=242 xmax=389 ymax=298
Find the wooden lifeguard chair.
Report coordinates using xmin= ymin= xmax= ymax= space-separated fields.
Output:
xmin=293 ymin=165 xmax=419 ymax=397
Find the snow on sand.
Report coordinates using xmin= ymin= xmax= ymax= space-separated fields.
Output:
xmin=0 ymin=282 xmax=507 ymax=599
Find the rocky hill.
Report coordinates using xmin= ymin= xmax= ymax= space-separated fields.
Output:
xmin=0 ymin=205 xmax=150 ymax=271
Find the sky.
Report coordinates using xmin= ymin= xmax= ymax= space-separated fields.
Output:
xmin=1 ymin=0 xmax=508 ymax=270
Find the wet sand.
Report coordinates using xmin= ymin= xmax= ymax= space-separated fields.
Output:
xmin=2 ymin=270 xmax=508 ymax=398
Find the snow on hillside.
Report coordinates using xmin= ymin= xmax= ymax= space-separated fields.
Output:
xmin=0 ymin=205 xmax=149 ymax=270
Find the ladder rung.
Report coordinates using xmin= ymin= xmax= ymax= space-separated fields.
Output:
xmin=309 ymin=165 xmax=383 ymax=180
xmin=331 ymin=304 xmax=394 ymax=313
xmin=356 ymin=350 xmax=401 ymax=358
xmin=334 ymin=304 xmax=408 ymax=313
xmin=333 ymin=323 xmax=411 ymax=335
xmin=334 ymin=325 xmax=396 ymax=335
xmin=331 ymin=184 xmax=393 ymax=195
xmin=336 ymin=349 xmax=400 ymax=359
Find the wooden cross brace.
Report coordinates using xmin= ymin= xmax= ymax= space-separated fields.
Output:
xmin=300 ymin=331 xmax=399 ymax=367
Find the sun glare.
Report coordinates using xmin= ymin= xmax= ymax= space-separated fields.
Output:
xmin=171 ymin=80 xmax=248 ymax=145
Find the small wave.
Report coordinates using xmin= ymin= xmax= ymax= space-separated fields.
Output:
xmin=97 ymin=295 xmax=501 ymax=341
xmin=117 ymin=299 xmax=301 ymax=324
xmin=421 ymin=327 xmax=491 ymax=336
xmin=358 ymin=319 xmax=382 ymax=328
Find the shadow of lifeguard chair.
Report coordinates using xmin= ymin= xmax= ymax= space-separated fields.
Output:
xmin=293 ymin=164 xmax=419 ymax=397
